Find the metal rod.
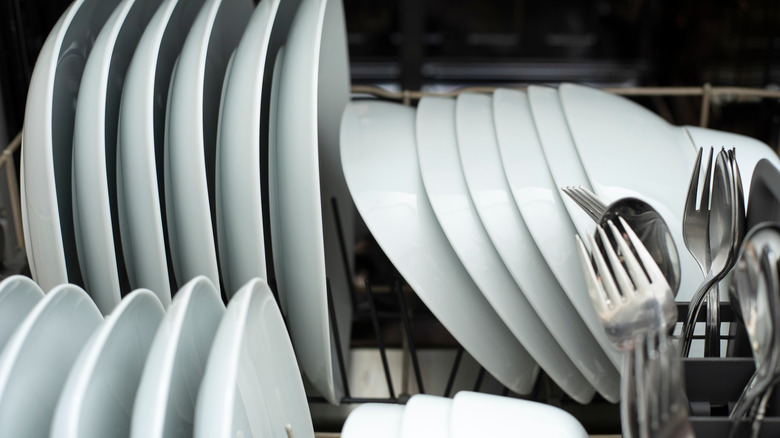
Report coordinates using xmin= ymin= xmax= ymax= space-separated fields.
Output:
xmin=393 ymin=280 xmax=425 ymax=394
xmin=364 ymin=278 xmax=396 ymax=399
xmin=327 ymin=279 xmax=351 ymax=399
xmin=443 ymin=347 xmax=464 ymax=397
xmin=472 ymin=367 xmax=486 ymax=392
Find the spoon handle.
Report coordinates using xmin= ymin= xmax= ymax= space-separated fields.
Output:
xmin=680 ymin=273 xmax=720 ymax=356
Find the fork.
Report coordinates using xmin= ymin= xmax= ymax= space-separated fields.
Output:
xmin=576 ymin=217 xmax=677 ymax=348
xmin=632 ymin=329 xmax=695 ymax=438
xmin=562 ymin=186 xmax=607 ymax=222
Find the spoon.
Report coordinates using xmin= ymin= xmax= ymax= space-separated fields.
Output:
xmin=562 ymin=186 xmax=681 ymax=294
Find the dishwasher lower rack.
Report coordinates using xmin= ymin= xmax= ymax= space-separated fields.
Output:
xmin=306 ymin=267 xmax=776 ymax=438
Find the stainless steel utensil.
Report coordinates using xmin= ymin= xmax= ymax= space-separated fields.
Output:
xmin=680 ymin=148 xmax=741 ymax=356
xmin=563 ymin=186 xmax=681 ymax=294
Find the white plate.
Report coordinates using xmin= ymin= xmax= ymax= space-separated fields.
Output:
xmin=21 ymin=0 xmax=119 ymax=290
xmin=164 ymin=0 xmax=253 ymax=291
xmin=194 ymin=278 xmax=313 ymax=437
xmin=0 ymin=275 xmax=44 ymax=350
xmin=416 ymin=96 xmax=595 ymax=404
xmin=215 ymin=0 xmax=301 ymax=296
xmin=51 ymin=289 xmax=165 ymax=438
xmin=341 ymin=100 xmax=539 ymax=394
xmin=117 ymin=0 xmax=208 ymax=306
xmin=131 ymin=276 xmax=225 ymax=437
xmin=492 ymin=89 xmax=622 ymax=368
xmin=451 ymin=391 xmax=588 ymax=438
xmin=558 ymin=83 xmax=702 ymax=301
xmin=684 ymin=125 xmax=780 ymax=198
xmin=400 ymin=394 xmax=452 ymax=438
xmin=271 ymin=0 xmax=353 ymax=404
xmin=342 ymin=404 xmax=404 ymax=438
xmin=455 ymin=92 xmax=619 ymax=402
xmin=0 ymin=284 xmax=103 ymax=437
xmin=72 ymin=0 xmax=163 ymax=314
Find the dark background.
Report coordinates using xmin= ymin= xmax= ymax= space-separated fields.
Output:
xmin=3 ymin=0 xmax=780 ymax=145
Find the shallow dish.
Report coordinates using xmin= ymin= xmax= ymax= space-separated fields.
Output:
xmin=271 ymin=0 xmax=352 ymax=404
xmin=341 ymin=404 xmax=404 ymax=438
xmin=194 ymin=278 xmax=313 ymax=437
xmin=117 ymin=0 xmax=208 ymax=305
xmin=21 ymin=0 xmax=119 ymax=290
xmin=0 ymin=276 xmax=44 ymax=351
xmin=51 ymin=289 xmax=165 ymax=438
xmin=341 ymin=100 xmax=539 ymax=394
xmin=559 ymin=83 xmax=702 ymax=300
xmin=164 ymin=0 xmax=253 ymax=291
xmin=455 ymin=92 xmax=618 ymax=402
xmin=416 ymin=95 xmax=595 ymax=403
xmin=492 ymin=88 xmax=622 ymax=370
xmin=0 ymin=284 xmax=103 ymax=437
xmin=73 ymin=0 xmax=163 ymax=314
xmin=131 ymin=276 xmax=225 ymax=437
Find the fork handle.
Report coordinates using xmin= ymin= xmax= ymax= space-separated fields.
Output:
xmin=705 ymin=286 xmax=720 ymax=357
xmin=680 ymin=273 xmax=721 ymax=356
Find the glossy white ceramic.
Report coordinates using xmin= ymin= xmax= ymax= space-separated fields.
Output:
xmin=72 ymin=0 xmax=163 ymax=315
xmin=399 ymin=394 xmax=452 ymax=438
xmin=271 ymin=0 xmax=352 ymax=404
xmin=21 ymin=0 xmax=119 ymax=290
xmin=0 ymin=284 xmax=103 ymax=437
xmin=164 ymin=0 xmax=253 ymax=291
xmin=455 ymin=92 xmax=619 ymax=402
xmin=559 ymin=83 xmax=702 ymax=301
xmin=492 ymin=88 xmax=622 ymax=370
xmin=684 ymin=125 xmax=780 ymax=197
xmin=0 ymin=275 xmax=44 ymax=350
xmin=341 ymin=100 xmax=539 ymax=394
xmin=215 ymin=0 xmax=301 ymax=297
xmin=131 ymin=276 xmax=225 ymax=437
xmin=526 ymin=85 xmax=596 ymax=243
xmin=194 ymin=278 xmax=313 ymax=437
xmin=451 ymin=391 xmax=588 ymax=438
xmin=341 ymin=404 xmax=404 ymax=438
xmin=51 ymin=289 xmax=165 ymax=438
xmin=416 ymin=96 xmax=595 ymax=403
xmin=117 ymin=0 xmax=207 ymax=305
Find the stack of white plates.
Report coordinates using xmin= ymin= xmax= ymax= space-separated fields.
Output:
xmin=340 ymin=86 xmax=780 ymax=401
xmin=21 ymin=0 xmax=352 ymax=406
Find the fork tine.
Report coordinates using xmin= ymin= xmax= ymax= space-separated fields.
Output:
xmin=588 ymin=230 xmax=624 ymax=305
xmin=576 ymin=235 xmax=610 ymax=318
xmin=562 ymin=186 xmax=602 ymax=222
xmin=700 ymin=147 xmax=714 ymax=210
xmin=599 ymin=222 xmax=639 ymax=295
xmin=573 ymin=186 xmax=609 ymax=213
xmin=684 ymin=147 xmax=704 ymax=214
xmin=617 ymin=217 xmax=667 ymax=285
xmin=607 ymin=220 xmax=651 ymax=290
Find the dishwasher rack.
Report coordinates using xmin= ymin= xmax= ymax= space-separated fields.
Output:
xmin=6 ymin=84 xmax=780 ymax=436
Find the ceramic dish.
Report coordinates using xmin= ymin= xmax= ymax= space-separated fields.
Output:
xmin=271 ymin=0 xmax=352 ymax=404
xmin=492 ymin=88 xmax=622 ymax=369
xmin=559 ymin=83 xmax=702 ymax=301
xmin=341 ymin=404 xmax=404 ymax=438
xmin=746 ymin=159 xmax=780 ymax=230
xmin=215 ymin=0 xmax=302 ymax=296
xmin=21 ymin=0 xmax=120 ymax=290
xmin=400 ymin=394 xmax=452 ymax=438
xmin=455 ymin=92 xmax=619 ymax=402
xmin=194 ymin=278 xmax=314 ymax=437
xmin=72 ymin=0 xmax=163 ymax=314
xmin=0 ymin=275 xmax=44 ymax=350
xmin=51 ymin=289 xmax=165 ymax=438
xmin=341 ymin=100 xmax=539 ymax=394
xmin=685 ymin=125 xmax=780 ymax=199
xmin=131 ymin=276 xmax=225 ymax=438
xmin=164 ymin=0 xmax=253 ymax=291
xmin=0 ymin=284 xmax=103 ymax=437
xmin=416 ymin=96 xmax=595 ymax=403
xmin=450 ymin=391 xmax=588 ymax=438
xmin=117 ymin=0 xmax=208 ymax=305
